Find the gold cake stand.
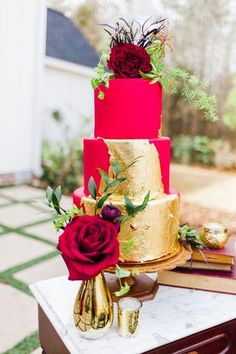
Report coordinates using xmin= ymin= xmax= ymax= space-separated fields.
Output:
xmin=105 ymin=244 xmax=192 ymax=302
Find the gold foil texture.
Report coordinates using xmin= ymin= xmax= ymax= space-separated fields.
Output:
xmin=101 ymin=140 xmax=163 ymax=200
xmin=82 ymin=139 xmax=180 ymax=263
xmin=82 ymin=194 xmax=180 ymax=263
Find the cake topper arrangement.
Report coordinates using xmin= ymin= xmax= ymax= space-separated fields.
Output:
xmin=92 ymin=18 xmax=218 ymax=122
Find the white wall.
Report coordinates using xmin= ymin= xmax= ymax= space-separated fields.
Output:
xmin=0 ymin=0 xmax=45 ymax=182
xmin=42 ymin=57 xmax=94 ymax=144
xmin=0 ymin=2 xmax=95 ymax=184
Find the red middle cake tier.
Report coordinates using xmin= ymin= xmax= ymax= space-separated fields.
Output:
xmin=83 ymin=137 xmax=171 ymax=195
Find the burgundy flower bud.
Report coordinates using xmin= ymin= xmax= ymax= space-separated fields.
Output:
xmin=101 ymin=205 xmax=121 ymax=223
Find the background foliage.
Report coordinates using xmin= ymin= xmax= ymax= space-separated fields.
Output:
xmin=41 ymin=140 xmax=83 ymax=194
xmin=40 ymin=109 xmax=84 ymax=193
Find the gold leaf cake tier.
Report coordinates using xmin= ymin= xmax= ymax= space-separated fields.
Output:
xmin=81 ymin=139 xmax=180 ymax=263
xmin=82 ymin=194 xmax=180 ymax=263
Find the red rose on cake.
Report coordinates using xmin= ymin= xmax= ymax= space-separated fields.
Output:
xmin=57 ymin=215 xmax=119 ymax=280
xmin=107 ymin=43 xmax=152 ymax=78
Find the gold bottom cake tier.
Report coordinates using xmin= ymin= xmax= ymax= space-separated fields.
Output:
xmin=82 ymin=194 xmax=180 ymax=263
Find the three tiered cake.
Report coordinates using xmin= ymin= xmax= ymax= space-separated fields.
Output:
xmin=73 ymin=78 xmax=180 ymax=263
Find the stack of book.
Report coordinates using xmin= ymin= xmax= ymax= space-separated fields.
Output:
xmin=159 ymin=238 xmax=236 ymax=294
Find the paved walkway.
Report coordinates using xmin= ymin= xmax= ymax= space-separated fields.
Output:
xmin=0 ymin=165 xmax=236 ymax=353
xmin=171 ymin=164 xmax=236 ymax=235
xmin=0 ymin=185 xmax=68 ymax=354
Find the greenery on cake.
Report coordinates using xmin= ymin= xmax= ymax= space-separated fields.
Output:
xmin=92 ymin=18 xmax=218 ymax=122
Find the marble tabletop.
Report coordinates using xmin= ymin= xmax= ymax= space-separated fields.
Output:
xmin=30 ymin=276 xmax=236 ymax=354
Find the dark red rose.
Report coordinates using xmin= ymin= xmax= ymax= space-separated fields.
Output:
xmin=107 ymin=43 xmax=152 ymax=78
xmin=57 ymin=215 xmax=119 ymax=280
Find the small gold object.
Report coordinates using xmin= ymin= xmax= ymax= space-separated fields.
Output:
xmin=201 ymin=223 xmax=228 ymax=249
xmin=118 ymin=297 xmax=142 ymax=338
xmin=73 ymin=272 xmax=113 ymax=339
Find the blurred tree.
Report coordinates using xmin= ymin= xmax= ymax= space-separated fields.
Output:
xmin=160 ymin=0 xmax=236 ymax=140
xmin=47 ymin=0 xmax=74 ymax=16
xmin=73 ymin=0 xmax=102 ymax=51
xmin=223 ymin=77 xmax=236 ymax=130
xmin=72 ymin=0 xmax=160 ymax=52
xmin=72 ymin=0 xmax=121 ymax=52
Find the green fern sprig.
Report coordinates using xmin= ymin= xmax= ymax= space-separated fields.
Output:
xmin=170 ymin=67 xmax=218 ymax=122
xmin=141 ymin=45 xmax=219 ymax=122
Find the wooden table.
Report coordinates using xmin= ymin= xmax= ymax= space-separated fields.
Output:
xmin=30 ymin=276 xmax=236 ymax=354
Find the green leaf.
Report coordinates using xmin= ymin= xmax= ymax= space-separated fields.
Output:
xmin=124 ymin=239 xmax=134 ymax=252
xmin=53 ymin=205 xmax=84 ymax=231
xmin=66 ymin=205 xmax=83 ymax=218
xmin=132 ymin=206 xmax=144 ymax=214
xmin=51 ymin=192 xmax=61 ymax=214
xmin=101 ymin=51 xmax=110 ymax=62
xmin=98 ymin=91 xmax=105 ymax=100
xmin=54 ymin=186 xmax=62 ymax=203
xmin=132 ymin=191 xmax=150 ymax=214
xmin=140 ymin=72 xmax=155 ymax=79
xmin=105 ymin=177 xmax=126 ymax=191
xmin=150 ymin=77 xmax=160 ymax=84
xmin=115 ymin=267 xmax=130 ymax=278
xmin=91 ymin=78 xmax=100 ymax=89
xmin=124 ymin=194 xmax=134 ymax=216
xmin=118 ymin=214 xmax=131 ymax=223
xmin=160 ymin=77 xmax=169 ymax=92
xmin=178 ymin=224 xmax=204 ymax=249
xmin=119 ymin=156 xmax=143 ymax=175
xmin=97 ymin=193 xmax=112 ymax=209
xmin=97 ymin=168 xmax=110 ymax=184
xmin=53 ymin=215 xmax=66 ymax=231
xmin=76 ymin=207 xmax=84 ymax=216
xmin=130 ymin=269 xmax=139 ymax=277
xmin=124 ymin=191 xmax=150 ymax=217
xmin=114 ymin=282 xmax=130 ymax=297
xmin=88 ymin=176 xmax=97 ymax=200
xmin=110 ymin=159 xmax=121 ymax=175
xmin=46 ymin=186 xmax=53 ymax=203
xmin=143 ymin=190 xmax=150 ymax=205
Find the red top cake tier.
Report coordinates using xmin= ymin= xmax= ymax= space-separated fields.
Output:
xmin=94 ymin=79 xmax=162 ymax=139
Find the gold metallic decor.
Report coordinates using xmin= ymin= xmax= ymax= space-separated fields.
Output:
xmin=82 ymin=139 xmax=180 ymax=263
xmin=118 ymin=297 xmax=142 ymax=337
xmin=201 ymin=223 xmax=228 ymax=249
xmin=103 ymin=139 xmax=163 ymax=199
xmin=73 ymin=272 xmax=113 ymax=339
xmin=82 ymin=194 xmax=180 ymax=263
